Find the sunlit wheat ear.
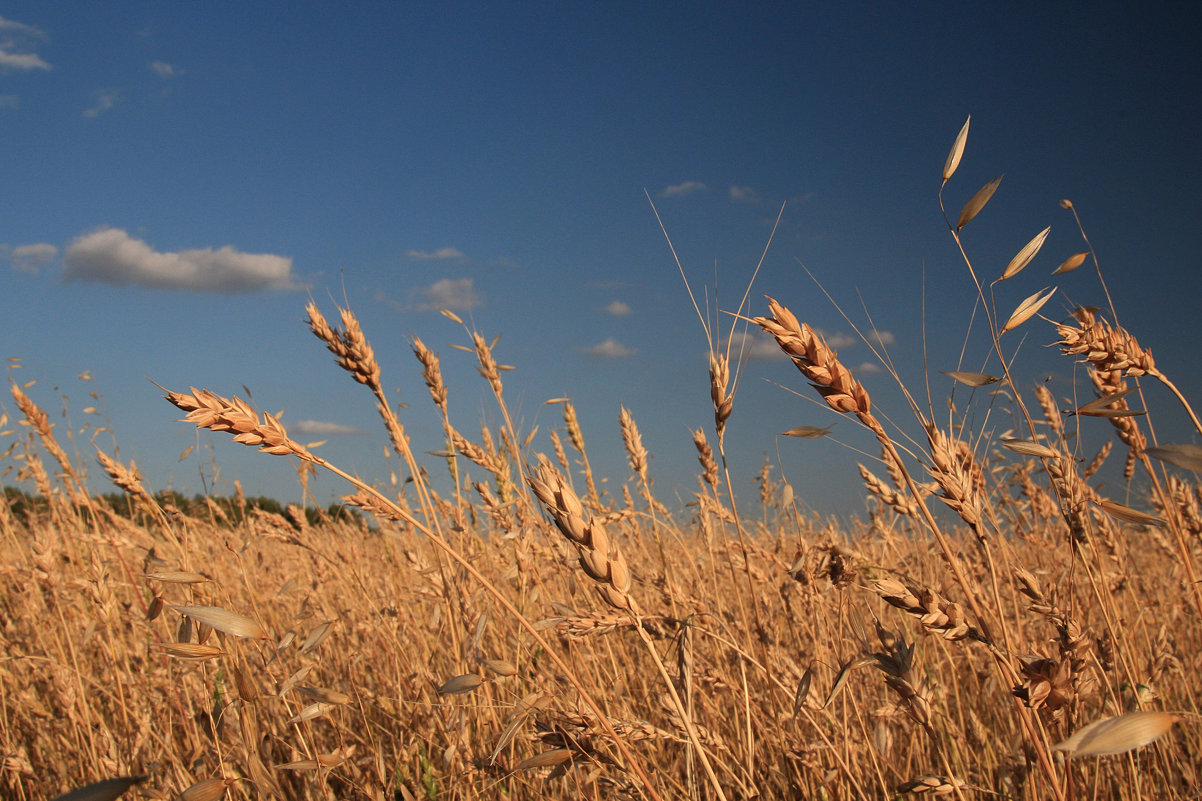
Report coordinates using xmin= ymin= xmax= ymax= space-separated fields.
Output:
xmin=305 ymin=301 xmax=382 ymax=390
xmin=923 ymin=422 xmax=984 ymax=534
xmin=164 ymin=387 xmax=313 ymax=459
xmin=96 ymin=449 xmax=153 ymax=502
xmin=751 ymin=296 xmax=878 ymax=432
xmin=897 ymin=774 xmax=967 ymax=795
xmin=619 ymin=406 xmax=648 ymax=483
xmin=709 ymin=353 xmax=733 ymax=444
xmin=692 ymin=427 xmax=719 ymax=489
xmin=528 ymin=455 xmax=640 ymax=614
xmin=411 ymin=336 xmax=447 ymax=411
xmin=1053 ymin=711 xmax=1179 ymax=757
xmin=868 ymin=578 xmax=980 ymax=642
xmin=1057 ymin=307 xmax=1156 ymax=378
xmin=1057 ymin=306 xmax=1202 ymax=434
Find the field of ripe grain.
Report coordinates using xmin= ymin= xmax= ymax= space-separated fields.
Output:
xmin=4 ymin=121 xmax=1202 ymax=800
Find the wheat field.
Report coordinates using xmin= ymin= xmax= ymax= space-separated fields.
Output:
xmin=3 ymin=120 xmax=1201 ymax=801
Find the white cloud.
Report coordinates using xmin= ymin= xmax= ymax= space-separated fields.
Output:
xmin=823 ymin=331 xmax=858 ymax=350
xmin=83 ymin=88 xmax=119 ymax=118
xmin=661 ymin=181 xmax=706 ymax=198
xmin=4 ymin=242 xmax=57 ymax=274
xmin=0 ymin=50 xmax=48 ymax=71
xmin=413 ymin=277 xmax=481 ymax=311
xmin=728 ymin=330 xmax=789 ymax=361
xmin=406 ymin=246 xmax=465 ymax=261
xmin=149 ymin=61 xmax=182 ymax=78
xmin=870 ymin=329 xmax=896 ymax=347
xmin=292 ymin=419 xmax=368 ymax=435
xmin=584 ymin=338 xmax=635 ymax=358
xmin=856 ymin=361 xmax=882 ymax=374
xmin=604 ymin=300 xmax=632 ymax=316
xmin=0 ymin=16 xmax=50 ymax=72
xmin=730 ymin=185 xmax=758 ymax=202
xmin=63 ymin=227 xmax=299 ymax=292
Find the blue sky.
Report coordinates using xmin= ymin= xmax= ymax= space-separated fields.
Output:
xmin=3 ymin=3 xmax=1200 ymax=518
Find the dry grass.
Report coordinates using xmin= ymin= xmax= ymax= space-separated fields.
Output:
xmin=4 ymin=121 xmax=1202 ymax=800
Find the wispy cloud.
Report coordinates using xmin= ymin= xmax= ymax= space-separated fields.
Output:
xmin=855 ymin=361 xmax=882 ymax=374
xmin=583 ymin=338 xmax=635 ymax=358
xmin=63 ymin=227 xmax=299 ymax=292
xmin=823 ymin=331 xmax=858 ymax=350
xmin=729 ymin=330 xmax=790 ymax=361
xmin=604 ymin=300 xmax=632 ymax=316
xmin=821 ymin=328 xmax=895 ymax=351
xmin=660 ymin=181 xmax=706 ymax=198
xmin=3 ymin=242 xmax=58 ymax=274
xmin=0 ymin=94 xmax=18 ymax=109
xmin=406 ymin=246 xmax=465 ymax=261
xmin=0 ymin=15 xmax=50 ymax=72
xmin=292 ymin=419 xmax=369 ymax=436
xmin=729 ymin=185 xmax=758 ymax=202
xmin=149 ymin=61 xmax=182 ymax=78
xmin=83 ymin=88 xmax=119 ymax=118
xmin=412 ymin=277 xmax=481 ymax=311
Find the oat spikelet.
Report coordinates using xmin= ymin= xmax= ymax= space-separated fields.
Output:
xmin=528 ymin=455 xmax=639 ymax=613
xmin=1054 ymin=711 xmax=1178 ymax=757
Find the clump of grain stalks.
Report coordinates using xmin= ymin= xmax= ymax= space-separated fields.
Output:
xmin=1 ymin=119 xmax=1199 ymax=800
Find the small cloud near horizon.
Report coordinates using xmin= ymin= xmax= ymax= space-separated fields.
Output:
xmin=292 ymin=419 xmax=369 ymax=436
xmin=604 ymin=300 xmax=632 ymax=316
xmin=584 ymin=338 xmax=636 ymax=358
xmin=3 ymin=242 xmax=58 ymax=274
xmin=870 ymin=329 xmax=896 ymax=347
xmin=149 ymin=61 xmax=181 ymax=78
xmin=818 ymin=329 xmax=896 ymax=351
xmin=412 ymin=277 xmax=481 ymax=311
xmin=660 ymin=181 xmax=706 ymax=198
xmin=406 ymin=246 xmax=465 ymax=261
xmin=0 ymin=15 xmax=51 ymax=72
xmin=63 ymin=227 xmax=300 ymax=292
xmin=823 ymin=331 xmax=858 ymax=350
xmin=729 ymin=330 xmax=789 ymax=362
xmin=83 ymin=88 xmax=119 ymax=117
